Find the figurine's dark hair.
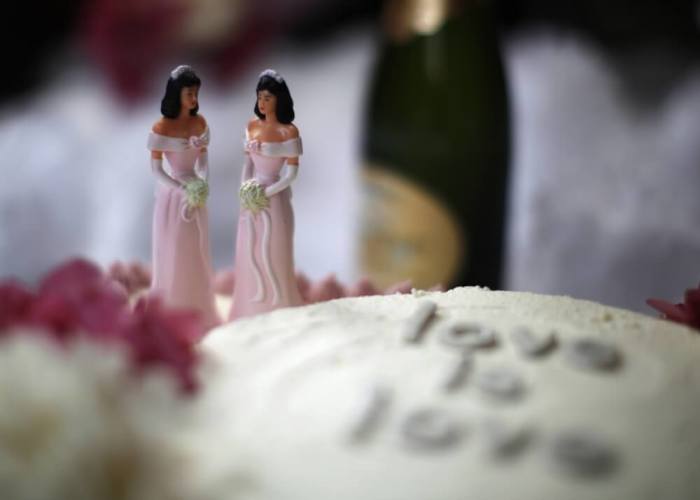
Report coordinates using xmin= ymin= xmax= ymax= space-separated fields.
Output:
xmin=254 ymin=72 xmax=295 ymax=124
xmin=160 ymin=67 xmax=201 ymax=119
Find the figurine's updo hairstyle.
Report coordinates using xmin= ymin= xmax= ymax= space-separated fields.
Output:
xmin=160 ymin=65 xmax=201 ymax=119
xmin=254 ymin=69 xmax=295 ymax=124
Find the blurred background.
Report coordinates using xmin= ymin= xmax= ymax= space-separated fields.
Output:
xmin=2 ymin=0 xmax=699 ymax=313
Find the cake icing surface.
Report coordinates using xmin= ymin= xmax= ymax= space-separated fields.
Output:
xmin=202 ymin=287 xmax=700 ymax=500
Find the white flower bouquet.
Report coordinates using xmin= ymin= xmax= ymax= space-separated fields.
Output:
xmin=239 ymin=179 xmax=269 ymax=214
xmin=184 ymin=179 xmax=209 ymax=209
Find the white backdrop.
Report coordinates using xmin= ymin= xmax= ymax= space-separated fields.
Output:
xmin=1 ymin=27 xmax=698 ymax=312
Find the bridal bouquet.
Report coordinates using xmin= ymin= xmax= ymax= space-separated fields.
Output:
xmin=184 ymin=178 xmax=209 ymax=209
xmin=239 ymin=179 xmax=269 ymax=214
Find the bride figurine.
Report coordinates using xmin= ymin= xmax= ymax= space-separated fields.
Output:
xmin=146 ymin=65 xmax=220 ymax=329
xmin=229 ymin=69 xmax=304 ymax=320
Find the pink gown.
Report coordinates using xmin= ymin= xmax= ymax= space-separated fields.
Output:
xmin=147 ymin=129 xmax=220 ymax=329
xmin=229 ymin=137 xmax=304 ymax=320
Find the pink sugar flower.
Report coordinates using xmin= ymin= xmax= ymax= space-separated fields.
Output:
xmin=647 ymin=283 xmax=700 ymax=331
xmin=345 ymin=277 xmax=379 ymax=298
xmin=294 ymin=272 xmax=312 ymax=303
xmin=123 ymin=297 xmax=202 ymax=394
xmin=0 ymin=282 xmax=34 ymax=332
xmin=0 ymin=258 xmax=203 ymax=394
xmin=307 ymin=274 xmax=345 ymax=303
xmin=31 ymin=259 xmax=128 ymax=340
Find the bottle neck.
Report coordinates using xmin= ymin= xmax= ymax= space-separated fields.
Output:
xmin=384 ymin=0 xmax=470 ymax=42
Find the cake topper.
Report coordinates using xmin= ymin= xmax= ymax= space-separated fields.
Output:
xmin=146 ymin=65 xmax=220 ymax=329
xmin=229 ymin=69 xmax=304 ymax=320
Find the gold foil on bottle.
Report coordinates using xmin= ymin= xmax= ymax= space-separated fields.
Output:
xmin=385 ymin=0 xmax=452 ymax=42
xmin=360 ymin=167 xmax=464 ymax=290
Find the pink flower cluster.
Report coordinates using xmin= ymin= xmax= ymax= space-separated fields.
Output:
xmin=212 ymin=268 xmax=420 ymax=303
xmin=294 ymin=273 xmax=415 ymax=304
xmin=647 ymin=284 xmax=700 ymax=331
xmin=110 ymin=260 xmax=424 ymax=302
xmin=0 ymin=259 xmax=202 ymax=394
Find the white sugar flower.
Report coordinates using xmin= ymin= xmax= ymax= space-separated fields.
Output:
xmin=0 ymin=330 xmax=246 ymax=500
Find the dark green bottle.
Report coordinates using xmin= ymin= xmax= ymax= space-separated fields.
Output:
xmin=360 ymin=0 xmax=509 ymax=290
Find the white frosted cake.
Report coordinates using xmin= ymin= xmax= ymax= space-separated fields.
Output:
xmin=201 ymin=287 xmax=700 ymax=500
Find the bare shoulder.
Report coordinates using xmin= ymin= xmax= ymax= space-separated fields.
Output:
xmin=194 ymin=114 xmax=208 ymax=132
xmin=247 ymin=117 xmax=261 ymax=131
xmin=281 ymin=123 xmax=299 ymax=139
xmin=152 ymin=118 xmax=168 ymax=135
xmin=246 ymin=117 xmax=264 ymax=138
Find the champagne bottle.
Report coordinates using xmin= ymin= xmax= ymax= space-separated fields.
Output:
xmin=360 ymin=0 xmax=509 ymax=290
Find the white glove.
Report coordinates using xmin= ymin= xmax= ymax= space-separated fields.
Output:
xmin=151 ymin=157 xmax=181 ymax=189
xmin=264 ymin=163 xmax=299 ymax=197
xmin=195 ymin=150 xmax=209 ymax=181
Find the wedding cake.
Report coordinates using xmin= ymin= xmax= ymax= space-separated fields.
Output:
xmin=202 ymin=286 xmax=700 ymax=500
